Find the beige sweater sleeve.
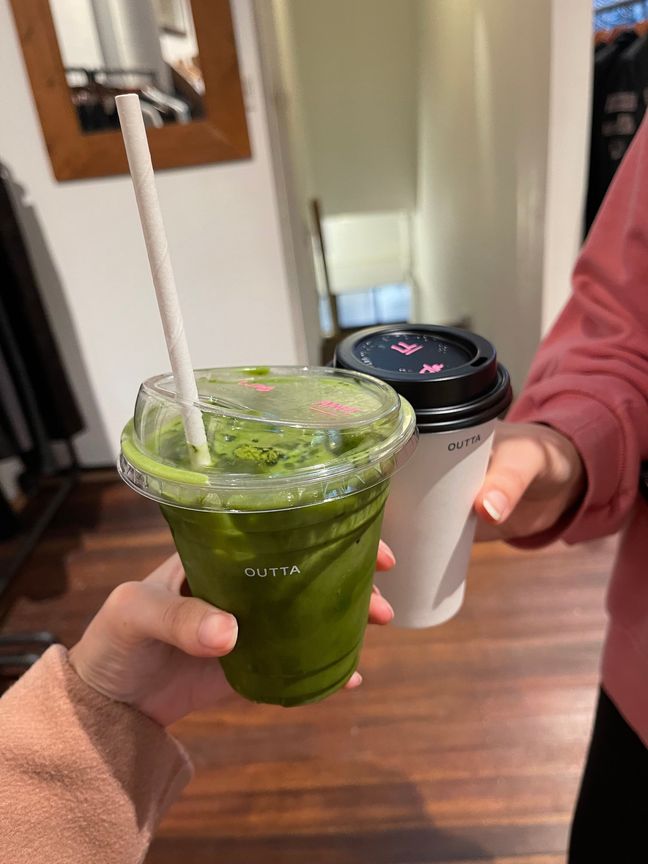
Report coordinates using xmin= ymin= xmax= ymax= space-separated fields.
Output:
xmin=0 ymin=645 xmax=193 ymax=863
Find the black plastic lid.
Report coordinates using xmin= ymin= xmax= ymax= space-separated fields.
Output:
xmin=334 ymin=324 xmax=513 ymax=432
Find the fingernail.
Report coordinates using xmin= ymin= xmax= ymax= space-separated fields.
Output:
xmin=198 ymin=612 xmax=238 ymax=652
xmin=372 ymin=584 xmax=382 ymax=596
xmin=348 ymin=671 xmax=363 ymax=688
xmin=383 ymin=600 xmax=395 ymax=621
xmin=483 ymin=490 xmax=509 ymax=523
xmin=378 ymin=540 xmax=396 ymax=567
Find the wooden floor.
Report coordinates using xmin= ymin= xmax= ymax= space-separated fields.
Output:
xmin=2 ymin=473 xmax=616 ymax=864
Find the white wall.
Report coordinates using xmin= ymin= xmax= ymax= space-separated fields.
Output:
xmin=50 ymin=0 xmax=103 ymax=70
xmin=413 ymin=0 xmax=473 ymax=326
xmin=413 ymin=0 xmax=592 ymax=386
xmin=0 ymin=0 xmax=308 ymax=464
xmin=282 ymin=0 xmax=418 ymax=217
xmin=268 ymin=0 xmax=314 ymax=227
xmin=542 ymin=0 xmax=592 ymax=334
xmin=413 ymin=0 xmax=552 ymax=391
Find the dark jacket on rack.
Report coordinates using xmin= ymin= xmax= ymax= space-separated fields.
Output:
xmin=0 ymin=166 xmax=83 ymax=533
xmin=587 ymin=30 xmax=648 ymax=233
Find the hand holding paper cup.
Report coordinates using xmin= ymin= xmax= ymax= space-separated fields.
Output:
xmin=335 ymin=325 xmax=512 ymax=628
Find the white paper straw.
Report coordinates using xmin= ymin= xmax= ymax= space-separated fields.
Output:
xmin=116 ymin=94 xmax=210 ymax=468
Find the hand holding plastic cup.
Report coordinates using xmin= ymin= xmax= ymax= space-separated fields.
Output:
xmin=119 ymin=367 xmax=416 ymax=705
xmin=114 ymin=100 xmax=416 ymax=704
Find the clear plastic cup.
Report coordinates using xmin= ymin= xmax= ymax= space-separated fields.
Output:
xmin=119 ymin=367 xmax=416 ymax=706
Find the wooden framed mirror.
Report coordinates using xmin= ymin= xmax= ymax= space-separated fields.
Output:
xmin=9 ymin=0 xmax=251 ymax=181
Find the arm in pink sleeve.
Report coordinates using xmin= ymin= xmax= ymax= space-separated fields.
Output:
xmin=0 ymin=646 xmax=193 ymax=863
xmin=509 ymin=116 xmax=648 ymax=543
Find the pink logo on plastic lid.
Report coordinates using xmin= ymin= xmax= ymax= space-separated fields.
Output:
xmin=310 ymin=400 xmax=362 ymax=416
xmin=238 ymin=380 xmax=275 ymax=392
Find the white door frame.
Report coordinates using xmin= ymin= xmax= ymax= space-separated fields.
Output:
xmin=251 ymin=0 xmax=322 ymax=365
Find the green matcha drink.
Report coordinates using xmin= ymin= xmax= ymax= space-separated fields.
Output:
xmin=119 ymin=367 xmax=416 ymax=706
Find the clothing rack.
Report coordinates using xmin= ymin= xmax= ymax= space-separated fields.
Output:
xmin=65 ymin=67 xmax=192 ymax=130
xmin=0 ymin=164 xmax=83 ymax=682
xmin=65 ymin=66 xmax=156 ymax=85
xmin=65 ymin=66 xmax=155 ymax=88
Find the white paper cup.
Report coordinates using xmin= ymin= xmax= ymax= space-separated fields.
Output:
xmin=377 ymin=419 xmax=496 ymax=627
xmin=335 ymin=324 xmax=512 ymax=628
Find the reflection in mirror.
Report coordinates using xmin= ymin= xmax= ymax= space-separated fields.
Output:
xmin=49 ymin=0 xmax=204 ymax=134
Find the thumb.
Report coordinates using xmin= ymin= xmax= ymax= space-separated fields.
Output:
xmin=475 ymin=436 xmax=546 ymax=525
xmin=102 ymin=581 xmax=238 ymax=658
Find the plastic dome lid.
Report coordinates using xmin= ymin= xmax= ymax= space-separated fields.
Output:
xmin=119 ymin=366 xmax=417 ymax=512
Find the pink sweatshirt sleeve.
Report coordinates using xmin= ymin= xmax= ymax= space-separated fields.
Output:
xmin=0 ymin=645 xmax=193 ymax=863
xmin=508 ymin=115 xmax=648 ymax=544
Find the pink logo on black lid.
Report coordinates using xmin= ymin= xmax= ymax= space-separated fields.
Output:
xmin=390 ymin=342 xmax=422 ymax=356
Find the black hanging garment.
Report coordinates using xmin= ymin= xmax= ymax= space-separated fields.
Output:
xmin=586 ymin=32 xmax=648 ymax=235
xmin=0 ymin=166 xmax=84 ymax=536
